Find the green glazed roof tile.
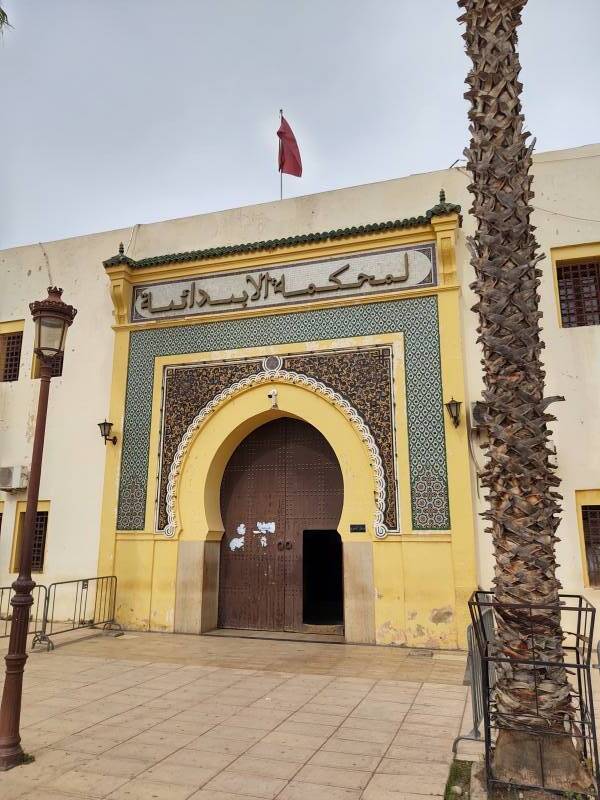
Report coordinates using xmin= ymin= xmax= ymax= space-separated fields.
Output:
xmin=104 ymin=191 xmax=460 ymax=270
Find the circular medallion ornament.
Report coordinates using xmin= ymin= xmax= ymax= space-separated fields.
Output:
xmin=263 ymin=355 xmax=283 ymax=372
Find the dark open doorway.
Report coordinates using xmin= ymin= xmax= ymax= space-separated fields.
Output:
xmin=303 ymin=531 xmax=344 ymax=626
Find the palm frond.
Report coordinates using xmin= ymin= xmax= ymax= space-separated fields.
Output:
xmin=0 ymin=7 xmax=11 ymax=33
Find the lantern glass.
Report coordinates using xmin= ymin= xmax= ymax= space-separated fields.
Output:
xmin=36 ymin=315 xmax=68 ymax=358
xmin=98 ymin=420 xmax=112 ymax=439
xmin=444 ymin=398 xmax=462 ymax=427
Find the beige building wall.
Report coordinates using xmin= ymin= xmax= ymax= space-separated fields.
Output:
xmin=0 ymin=231 xmax=119 ymax=599
xmin=457 ymin=145 xmax=600 ymax=604
xmin=0 ymin=143 xmax=598 ymax=628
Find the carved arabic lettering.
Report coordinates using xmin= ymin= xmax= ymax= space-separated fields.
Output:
xmin=138 ymin=253 xmax=410 ymax=316
xmin=131 ymin=245 xmax=436 ymax=322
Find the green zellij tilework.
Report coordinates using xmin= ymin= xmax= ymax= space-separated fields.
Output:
xmin=117 ymin=296 xmax=449 ymax=531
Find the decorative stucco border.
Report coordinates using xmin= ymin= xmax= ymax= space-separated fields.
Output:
xmin=154 ymin=344 xmax=398 ymax=531
xmin=164 ymin=364 xmax=389 ymax=539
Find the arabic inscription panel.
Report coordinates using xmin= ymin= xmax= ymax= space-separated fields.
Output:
xmin=131 ymin=243 xmax=436 ymax=322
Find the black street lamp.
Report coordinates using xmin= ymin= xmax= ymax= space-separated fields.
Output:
xmin=0 ymin=287 xmax=77 ymax=771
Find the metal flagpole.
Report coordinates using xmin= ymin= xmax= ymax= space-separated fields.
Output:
xmin=279 ymin=109 xmax=283 ymax=200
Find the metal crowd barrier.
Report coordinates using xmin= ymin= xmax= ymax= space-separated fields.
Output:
xmin=31 ymin=575 xmax=121 ymax=651
xmin=0 ymin=583 xmax=47 ymax=639
xmin=452 ymin=600 xmax=495 ymax=755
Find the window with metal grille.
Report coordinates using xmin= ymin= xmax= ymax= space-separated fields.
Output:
xmin=33 ymin=352 xmax=63 ymax=379
xmin=0 ymin=331 xmax=23 ymax=381
xmin=557 ymin=260 xmax=600 ymax=328
xmin=583 ymin=505 xmax=600 ymax=587
xmin=31 ymin=512 xmax=48 ymax=571
xmin=13 ymin=510 xmax=48 ymax=573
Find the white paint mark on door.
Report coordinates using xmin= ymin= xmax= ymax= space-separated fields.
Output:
xmin=254 ymin=521 xmax=275 ymax=534
xmin=230 ymin=523 xmax=246 ymax=551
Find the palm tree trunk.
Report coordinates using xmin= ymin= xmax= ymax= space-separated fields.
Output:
xmin=458 ymin=0 xmax=592 ymax=789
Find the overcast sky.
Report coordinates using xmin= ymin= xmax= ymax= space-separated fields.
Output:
xmin=0 ymin=0 xmax=598 ymax=250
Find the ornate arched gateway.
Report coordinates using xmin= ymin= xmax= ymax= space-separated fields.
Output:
xmin=218 ymin=417 xmax=344 ymax=632
xmin=101 ymin=200 xmax=478 ymax=649
xmin=170 ymin=378 xmax=379 ymax=643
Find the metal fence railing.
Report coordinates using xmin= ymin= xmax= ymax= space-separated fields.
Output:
xmin=452 ymin=596 xmax=494 ymax=755
xmin=0 ymin=583 xmax=47 ymax=639
xmin=31 ymin=576 xmax=121 ymax=651
xmin=469 ymin=591 xmax=599 ymax=797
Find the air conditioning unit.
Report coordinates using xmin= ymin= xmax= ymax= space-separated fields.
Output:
xmin=0 ymin=466 xmax=29 ymax=492
xmin=471 ymin=401 xmax=487 ymax=429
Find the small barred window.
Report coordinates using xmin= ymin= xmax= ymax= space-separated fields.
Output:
xmin=0 ymin=331 xmax=23 ymax=381
xmin=583 ymin=505 xmax=600 ymax=587
xmin=13 ymin=510 xmax=49 ymax=573
xmin=31 ymin=511 xmax=49 ymax=572
xmin=557 ymin=260 xmax=600 ymax=328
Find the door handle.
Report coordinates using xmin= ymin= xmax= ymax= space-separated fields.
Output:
xmin=277 ymin=541 xmax=284 ymax=551
xmin=285 ymin=541 xmax=292 ymax=551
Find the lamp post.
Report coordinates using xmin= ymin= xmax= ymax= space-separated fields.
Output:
xmin=0 ymin=287 xmax=76 ymax=771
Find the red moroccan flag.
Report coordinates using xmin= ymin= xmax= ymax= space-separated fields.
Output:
xmin=277 ymin=115 xmax=302 ymax=177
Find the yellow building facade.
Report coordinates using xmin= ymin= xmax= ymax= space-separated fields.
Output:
xmin=98 ymin=195 xmax=478 ymax=649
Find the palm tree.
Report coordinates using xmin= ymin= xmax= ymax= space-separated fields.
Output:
xmin=458 ymin=0 xmax=591 ymax=789
xmin=0 ymin=8 xmax=9 ymax=32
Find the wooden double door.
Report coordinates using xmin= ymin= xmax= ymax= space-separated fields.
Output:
xmin=218 ymin=417 xmax=343 ymax=632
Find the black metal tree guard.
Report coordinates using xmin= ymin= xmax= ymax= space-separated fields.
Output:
xmin=469 ymin=591 xmax=600 ymax=796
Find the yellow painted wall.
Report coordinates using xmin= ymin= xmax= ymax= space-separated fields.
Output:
xmin=374 ymin=537 xmax=458 ymax=648
xmin=150 ymin=540 xmax=178 ymax=631
xmin=113 ymin=536 xmax=178 ymax=632
xmin=114 ymin=538 xmax=153 ymax=630
xmin=402 ymin=540 xmax=457 ymax=647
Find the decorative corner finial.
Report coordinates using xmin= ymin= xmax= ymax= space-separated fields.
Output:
xmin=118 ymin=242 xmax=124 ymax=255
xmin=439 ymin=189 xmax=446 ymax=204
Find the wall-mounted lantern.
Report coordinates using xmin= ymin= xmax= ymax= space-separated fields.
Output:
xmin=98 ymin=419 xmax=117 ymax=445
xmin=444 ymin=397 xmax=462 ymax=428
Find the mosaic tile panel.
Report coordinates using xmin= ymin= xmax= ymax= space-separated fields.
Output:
xmin=284 ymin=349 xmax=397 ymax=530
xmin=157 ymin=360 xmax=262 ymax=530
xmin=117 ymin=297 xmax=449 ymax=531
xmin=157 ymin=348 xmax=397 ymax=531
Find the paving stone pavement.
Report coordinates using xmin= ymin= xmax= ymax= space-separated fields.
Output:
xmin=0 ymin=631 xmax=471 ymax=799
